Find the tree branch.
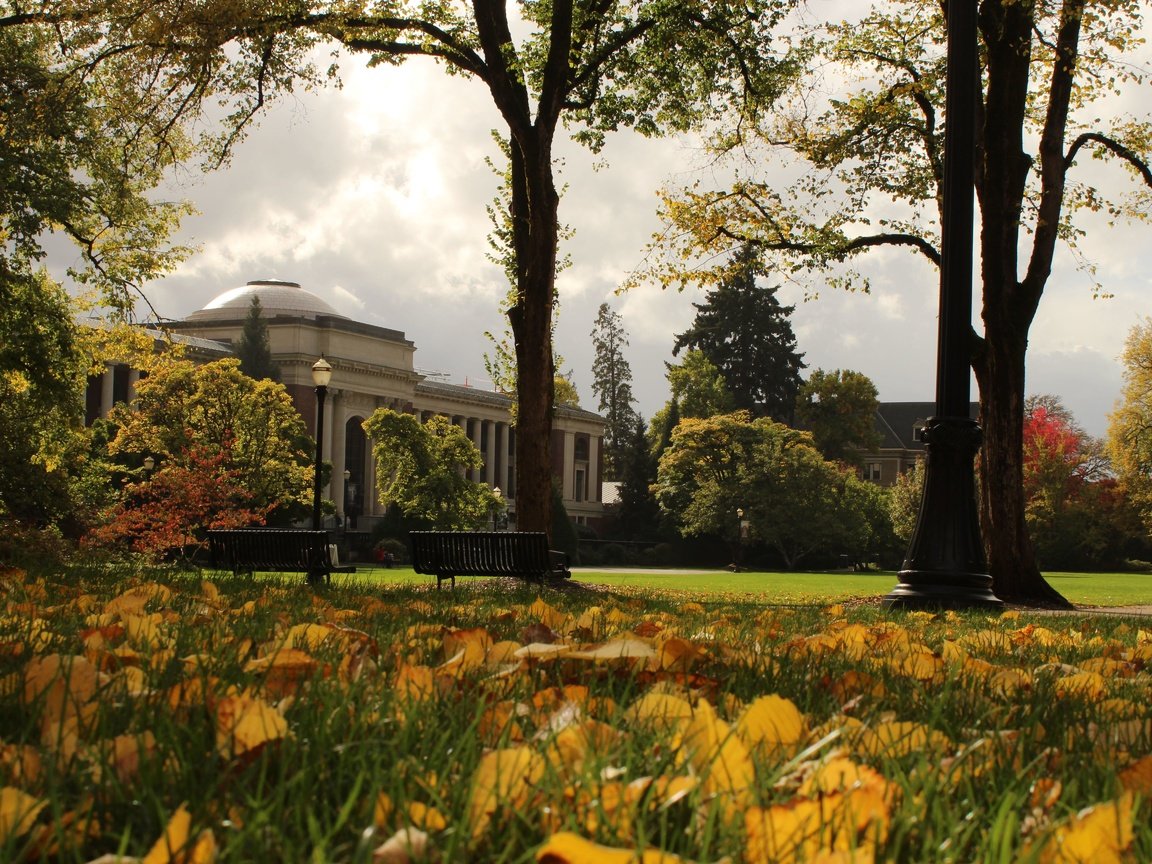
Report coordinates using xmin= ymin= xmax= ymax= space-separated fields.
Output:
xmin=1065 ymin=131 xmax=1152 ymax=188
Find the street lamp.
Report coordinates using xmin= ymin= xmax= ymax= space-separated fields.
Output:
xmin=311 ymin=356 xmax=332 ymax=532
xmin=491 ymin=487 xmax=502 ymax=531
xmin=884 ymin=0 xmax=1002 ymax=610
xmin=142 ymin=455 xmax=155 ymax=473
xmin=732 ymin=507 xmax=749 ymax=572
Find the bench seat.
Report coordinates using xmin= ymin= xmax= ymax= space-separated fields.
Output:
xmin=409 ymin=531 xmax=570 ymax=589
xmin=207 ymin=529 xmax=355 ymax=585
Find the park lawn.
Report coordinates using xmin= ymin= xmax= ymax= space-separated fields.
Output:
xmin=2 ymin=562 xmax=1150 ymax=862
xmin=347 ymin=565 xmax=1152 ymax=608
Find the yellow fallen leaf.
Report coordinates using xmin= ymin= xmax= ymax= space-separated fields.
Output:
xmin=467 ymin=747 xmax=546 ymax=839
xmin=679 ymin=699 xmax=753 ymax=797
xmin=1038 ymin=794 xmax=1133 ymax=864
xmin=142 ymin=803 xmax=191 ymax=864
xmin=536 ymin=830 xmax=692 ymax=863
xmin=623 ymin=692 xmax=693 ymax=733
xmin=566 ymin=639 xmax=655 ymax=661
xmin=738 ymin=694 xmax=805 ymax=758
xmin=528 ymin=598 xmax=568 ymax=631
xmin=0 ymin=786 xmax=47 ymax=843
xmin=214 ymin=692 xmax=289 ymax=760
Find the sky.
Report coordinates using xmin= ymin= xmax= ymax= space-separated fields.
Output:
xmin=115 ymin=13 xmax=1151 ymax=440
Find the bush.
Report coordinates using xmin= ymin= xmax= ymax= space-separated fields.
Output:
xmin=373 ymin=537 xmax=408 ymax=564
xmin=0 ymin=517 xmax=73 ymax=571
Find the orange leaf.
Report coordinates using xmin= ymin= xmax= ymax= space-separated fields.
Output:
xmin=1119 ymin=755 xmax=1152 ymax=795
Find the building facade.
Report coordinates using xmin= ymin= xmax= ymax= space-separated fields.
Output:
xmin=87 ymin=280 xmax=607 ymax=529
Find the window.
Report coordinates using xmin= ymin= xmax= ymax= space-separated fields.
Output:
xmin=574 ymin=468 xmax=586 ymax=501
xmin=864 ymin=463 xmax=882 ymax=482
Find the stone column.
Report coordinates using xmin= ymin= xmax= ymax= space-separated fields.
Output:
xmin=562 ymin=431 xmax=576 ymax=501
xmin=127 ymin=369 xmax=142 ymax=405
xmin=100 ymin=365 xmax=115 ymax=418
xmin=496 ymin=422 xmax=511 ymax=493
xmin=470 ymin=419 xmax=483 ymax=482
xmin=589 ymin=435 xmax=601 ymax=503
xmin=484 ymin=420 xmax=497 ymax=488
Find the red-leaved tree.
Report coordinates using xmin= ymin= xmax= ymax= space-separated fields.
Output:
xmin=86 ymin=446 xmax=269 ymax=563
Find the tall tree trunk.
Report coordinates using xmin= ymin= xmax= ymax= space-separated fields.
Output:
xmin=974 ymin=311 xmax=1071 ymax=607
xmin=506 ymin=133 xmax=559 ymax=536
xmin=974 ymin=0 xmax=1075 ymax=607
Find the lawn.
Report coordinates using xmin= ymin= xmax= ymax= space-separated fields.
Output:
xmin=350 ymin=565 xmax=1152 ymax=608
xmin=2 ymin=562 xmax=1149 ymax=862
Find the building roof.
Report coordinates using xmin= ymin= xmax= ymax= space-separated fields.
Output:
xmin=185 ymin=280 xmax=347 ymax=322
xmin=875 ymin=402 xmax=979 ymax=450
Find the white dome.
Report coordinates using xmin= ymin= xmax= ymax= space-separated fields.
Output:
xmin=185 ymin=280 xmax=346 ymax=321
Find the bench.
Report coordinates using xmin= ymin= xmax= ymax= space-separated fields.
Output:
xmin=207 ymin=529 xmax=355 ymax=585
xmin=409 ymin=531 xmax=571 ymax=589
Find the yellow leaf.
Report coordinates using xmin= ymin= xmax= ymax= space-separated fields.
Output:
xmin=623 ymin=693 xmax=693 ymax=733
xmin=0 ymin=787 xmax=47 ymax=843
xmin=407 ymin=801 xmax=447 ymax=832
xmin=680 ymin=699 xmax=754 ymax=797
xmin=467 ymin=747 xmax=546 ymax=839
xmin=528 ymin=598 xmax=568 ymax=631
xmin=566 ymin=639 xmax=655 ymax=661
xmin=1039 ymin=794 xmax=1134 ymax=863
xmin=853 ymin=721 xmax=950 ymax=760
xmin=142 ymin=802 xmax=192 ymax=864
xmin=214 ymin=692 xmax=289 ymax=760
xmin=23 ymin=654 xmax=99 ymax=723
xmin=737 ymin=694 xmax=805 ymax=759
xmin=535 ymin=831 xmax=692 ymax=863
xmin=1054 ymin=671 xmax=1107 ymax=700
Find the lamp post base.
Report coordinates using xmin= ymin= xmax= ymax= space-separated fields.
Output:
xmin=883 ymin=416 xmax=1004 ymax=611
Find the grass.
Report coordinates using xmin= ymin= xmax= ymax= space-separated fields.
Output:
xmin=2 ymin=561 xmax=1150 ymax=862
xmin=346 ymin=565 xmax=1152 ymax=607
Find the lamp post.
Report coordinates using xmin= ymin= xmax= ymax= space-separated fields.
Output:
xmin=884 ymin=0 xmax=1002 ymax=610
xmin=491 ymin=487 xmax=502 ymax=531
xmin=311 ymin=356 xmax=332 ymax=532
xmin=732 ymin=507 xmax=749 ymax=572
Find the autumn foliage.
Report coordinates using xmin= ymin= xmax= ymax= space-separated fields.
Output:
xmin=2 ymin=566 xmax=1150 ymax=861
xmin=84 ymin=446 xmax=268 ymax=561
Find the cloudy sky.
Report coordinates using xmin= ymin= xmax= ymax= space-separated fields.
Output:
xmin=131 ymin=12 xmax=1150 ymax=439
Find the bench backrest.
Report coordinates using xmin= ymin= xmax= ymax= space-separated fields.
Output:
xmin=409 ymin=531 xmax=552 ymax=576
xmin=208 ymin=529 xmax=333 ymax=572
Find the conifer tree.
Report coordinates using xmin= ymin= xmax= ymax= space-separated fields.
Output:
xmin=672 ymin=244 xmax=804 ymax=422
xmin=590 ymin=302 xmax=638 ymax=479
xmin=236 ymin=296 xmax=278 ymax=381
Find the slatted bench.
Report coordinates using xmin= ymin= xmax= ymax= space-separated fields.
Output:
xmin=409 ymin=531 xmax=571 ymax=589
xmin=207 ymin=529 xmax=355 ymax=585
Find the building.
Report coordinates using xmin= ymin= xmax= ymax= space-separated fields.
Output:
xmin=862 ymin=401 xmax=980 ymax=486
xmin=86 ymin=279 xmax=607 ymax=529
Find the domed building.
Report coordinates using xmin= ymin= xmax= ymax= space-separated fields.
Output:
xmin=88 ymin=280 xmax=606 ymax=531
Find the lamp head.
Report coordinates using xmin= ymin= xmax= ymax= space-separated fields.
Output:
xmin=311 ymin=356 xmax=333 ymax=387
xmin=143 ymin=455 xmax=155 ymax=471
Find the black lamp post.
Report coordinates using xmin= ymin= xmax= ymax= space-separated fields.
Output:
xmin=311 ymin=356 xmax=332 ymax=532
xmin=884 ymin=0 xmax=1002 ymax=610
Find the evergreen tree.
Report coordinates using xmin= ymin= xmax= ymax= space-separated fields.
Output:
xmin=672 ymin=244 xmax=804 ymax=422
xmin=590 ymin=302 xmax=638 ymax=479
xmin=236 ymin=296 xmax=278 ymax=381
xmin=615 ymin=417 xmax=662 ymax=540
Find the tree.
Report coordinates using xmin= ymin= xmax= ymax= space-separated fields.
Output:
xmin=649 ymin=0 xmax=1152 ymax=604
xmin=236 ymin=296 xmax=279 ymax=381
xmin=613 ymin=416 xmax=662 ymax=541
xmin=795 ymin=369 xmax=882 ymax=466
xmin=667 ymin=350 xmax=735 ymax=421
xmin=590 ymin=302 xmax=639 ymax=479
xmin=263 ymin=0 xmax=793 ymax=536
xmin=1108 ymin=321 xmax=1152 ymax=532
xmin=106 ymin=357 xmax=313 ymax=519
xmin=654 ymin=411 xmax=882 ymax=568
xmin=84 ymin=445 xmax=268 ymax=562
xmin=362 ymin=410 xmax=494 ymax=530
xmin=554 ymin=374 xmax=581 ymax=409
xmin=672 ymin=244 xmax=805 ymax=421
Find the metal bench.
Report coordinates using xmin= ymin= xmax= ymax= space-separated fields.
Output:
xmin=409 ymin=531 xmax=571 ymax=589
xmin=207 ymin=529 xmax=355 ymax=585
